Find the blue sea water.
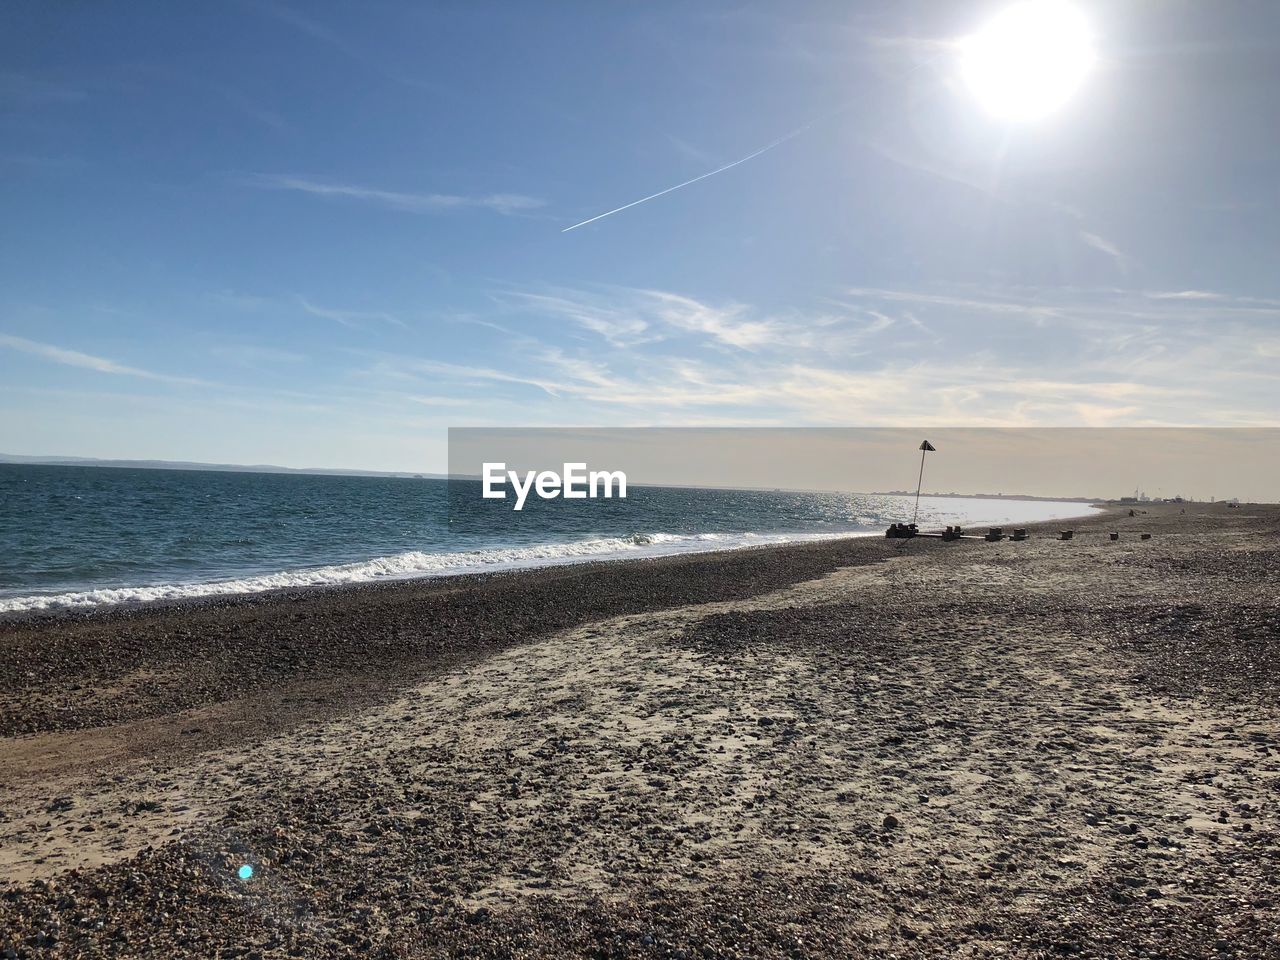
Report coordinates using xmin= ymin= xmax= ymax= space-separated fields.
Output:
xmin=0 ymin=464 xmax=1095 ymax=613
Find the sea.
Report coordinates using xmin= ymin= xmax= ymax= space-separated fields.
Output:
xmin=0 ymin=464 xmax=1097 ymax=613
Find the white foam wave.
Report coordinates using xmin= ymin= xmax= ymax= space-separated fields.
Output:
xmin=0 ymin=497 xmax=1101 ymax=614
xmin=0 ymin=528 xmax=860 ymax=613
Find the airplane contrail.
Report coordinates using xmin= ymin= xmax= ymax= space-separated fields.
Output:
xmin=557 ymin=41 xmax=952 ymax=234
xmin=561 ymin=122 xmax=815 ymax=233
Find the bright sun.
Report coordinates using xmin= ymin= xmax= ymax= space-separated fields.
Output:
xmin=960 ymin=0 xmax=1096 ymax=121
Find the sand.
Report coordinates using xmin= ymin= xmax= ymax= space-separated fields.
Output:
xmin=1 ymin=504 xmax=1277 ymax=958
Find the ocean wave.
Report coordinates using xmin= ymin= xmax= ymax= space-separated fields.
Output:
xmin=0 ymin=496 xmax=1101 ymax=614
xmin=0 ymin=528 xmax=863 ymax=613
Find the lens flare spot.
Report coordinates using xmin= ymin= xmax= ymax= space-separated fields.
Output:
xmin=237 ymin=864 xmax=254 ymax=881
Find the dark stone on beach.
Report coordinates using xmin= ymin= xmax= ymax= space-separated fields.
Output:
xmin=881 ymin=815 xmax=899 ymax=831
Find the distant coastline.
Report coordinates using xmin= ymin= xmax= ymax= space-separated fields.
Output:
xmin=0 ymin=453 xmax=442 ymax=480
xmin=3 ymin=456 xmax=1103 ymax=503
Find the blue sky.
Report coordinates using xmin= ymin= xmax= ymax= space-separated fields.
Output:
xmin=2 ymin=0 xmax=1278 ymax=471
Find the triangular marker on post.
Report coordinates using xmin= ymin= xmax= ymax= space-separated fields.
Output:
xmin=913 ymin=440 xmax=936 ymax=524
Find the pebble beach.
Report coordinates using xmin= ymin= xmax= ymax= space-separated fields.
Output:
xmin=1 ymin=503 xmax=1277 ymax=958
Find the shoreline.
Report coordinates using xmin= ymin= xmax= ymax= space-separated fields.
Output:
xmin=0 ymin=505 xmax=1117 ymax=743
xmin=0 ymin=500 xmax=1106 ymax=624
xmin=0 ymin=530 xmax=924 ymax=737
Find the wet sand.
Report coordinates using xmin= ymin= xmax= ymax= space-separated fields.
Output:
xmin=1 ymin=504 xmax=1278 ymax=958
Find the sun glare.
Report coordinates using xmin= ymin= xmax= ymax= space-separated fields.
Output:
xmin=960 ymin=0 xmax=1096 ymax=121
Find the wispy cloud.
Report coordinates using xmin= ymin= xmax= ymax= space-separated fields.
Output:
xmin=390 ymin=345 xmax=1209 ymax=428
xmin=642 ymin=290 xmax=787 ymax=349
xmin=845 ymin=287 xmax=1059 ymax=321
xmin=510 ymin=286 xmax=795 ymax=350
xmin=448 ymin=315 xmax=518 ymax=338
xmin=245 ymin=174 xmax=544 ymax=216
xmin=371 ymin=282 xmax=1279 ymax=429
xmin=1146 ymin=290 xmax=1223 ymax=301
xmin=0 ymin=334 xmax=207 ymax=386
xmin=297 ymin=297 xmax=405 ymax=329
xmin=404 ymin=359 xmax=569 ymax=398
xmin=1141 ymin=289 xmax=1280 ymax=311
xmin=213 ymin=290 xmax=408 ymax=331
xmin=209 ymin=344 xmax=308 ymax=366
xmin=507 ymin=292 xmax=654 ymax=347
xmin=402 ymin=394 xmax=475 ymax=408
xmin=1078 ymin=231 xmax=1131 ymax=273
xmin=412 ymin=351 xmax=766 ymax=410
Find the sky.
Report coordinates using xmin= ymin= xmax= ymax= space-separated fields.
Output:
xmin=2 ymin=0 xmax=1278 ymax=472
